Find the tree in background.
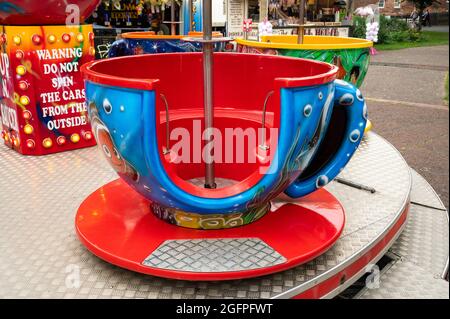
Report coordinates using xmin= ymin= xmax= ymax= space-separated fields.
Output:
xmin=407 ymin=0 xmax=441 ymax=30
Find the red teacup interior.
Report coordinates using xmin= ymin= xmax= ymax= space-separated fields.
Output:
xmin=87 ymin=53 xmax=336 ymax=198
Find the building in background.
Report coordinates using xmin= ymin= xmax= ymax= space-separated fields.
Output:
xmin=353 ymin=0 xmax=448 ymax=20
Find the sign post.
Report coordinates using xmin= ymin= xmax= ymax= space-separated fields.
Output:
xmin=298 ymin=0 xmax=306 ymax=44
xmin=243 ymin=18 xmax=253 ymax=40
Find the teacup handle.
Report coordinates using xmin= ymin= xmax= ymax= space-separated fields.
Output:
xmin=284 ymin=79 xmax=368 ymax=198
xmin=108 ymin=39 xmax=133 ymax=58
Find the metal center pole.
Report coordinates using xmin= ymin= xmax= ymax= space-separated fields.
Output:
xmin=297 ymin=0 xmax=306 ymax=44
xmin=189 ymin=0 xmax=194 ymax=31
xmin=171 ymin=0 xmax=176 ymax=35
xmin=203 ymin=0 xmax=216 ymax=189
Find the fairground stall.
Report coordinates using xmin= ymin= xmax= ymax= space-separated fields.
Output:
xmin=87 ymin=0 xmax=184 ymax=58
xmin=221 ymin=0 xmax=352 ymax=39
xmin=0 ymin=0 xmax=448 ymax=299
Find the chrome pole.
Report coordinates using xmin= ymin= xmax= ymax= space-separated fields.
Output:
xmin=189 ymin=0 xmax=194 ymax=31
xmin=203 ymin=0 xmax=216 ymax=189
xmin=297 ymin=0 xmax=306 ymax=44
xmin=171 ymin=0 xmax=176 ymax=35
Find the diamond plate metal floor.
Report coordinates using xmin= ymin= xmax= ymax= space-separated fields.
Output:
xmin=142 ymin=238 xmax=287 ymax=272
xmin=0 ymin=132 xmax=447 ymax=298
xmin=357 ymin=170 xmax=449 ymax=299
xmin=358 ymin=260 xmax=448 ymax=299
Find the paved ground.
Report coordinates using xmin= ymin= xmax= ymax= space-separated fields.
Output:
xmin=425 ymin=25 xmax=450 ymax=33
xmin=361 ymin=45 xmax=449 ymax=208
xmin=371 ymin=45 xmax=449 ymax=67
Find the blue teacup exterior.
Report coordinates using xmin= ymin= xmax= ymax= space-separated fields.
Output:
xmin=83 ymin=55 xmax=367 ymax=229
xmin=109 ymin=36 xmax=223 ymax=57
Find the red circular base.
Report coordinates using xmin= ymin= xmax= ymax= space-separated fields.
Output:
xmin=76 ymin=179 xmax=345 ymax=281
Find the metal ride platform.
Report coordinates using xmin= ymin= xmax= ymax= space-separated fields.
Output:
xmin=0 ymin=132 xmax=448 ymax=299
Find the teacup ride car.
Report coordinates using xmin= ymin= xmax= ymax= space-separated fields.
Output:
xmin=236 ymin=35 xmax=372 ymax=88
xmin=77 ymin=6 xmax=368 ymax=281
xmin=108 ymin=31 xmax=225 ymax=57
xmin=236 ymin=34 xmax=374 ymax=132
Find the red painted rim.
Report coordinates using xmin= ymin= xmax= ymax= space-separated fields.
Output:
xmin=291 ymin=203 xmax=410 ymax=299
xmin=81 ymin=53 xmax=338 ymax=91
